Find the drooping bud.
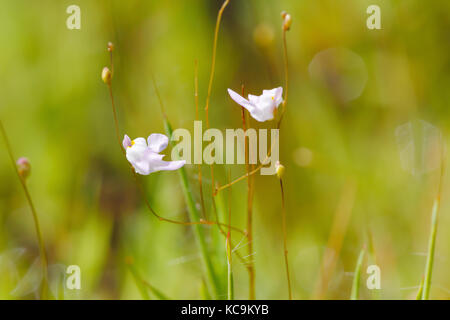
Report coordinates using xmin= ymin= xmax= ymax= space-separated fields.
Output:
xmin=16 ymin=157 xmax=31 ymax=180
xmin=275 ymin=161 xmax=285 ymax=179
xmin=102 ymin=67 xmax=112 ymax=84
xmin=107 ymin=42 xmax=114 ymax=52
xmin=281 ymin=11 xmax=292 ymax=31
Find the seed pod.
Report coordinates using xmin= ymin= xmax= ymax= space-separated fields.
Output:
xmin=102 ymin=67 xmax=112 ymax=84
xmin=16 ymin=157 xmax=31 ymax=180
xmin=275 ymin=161 xmax=285 ymax=179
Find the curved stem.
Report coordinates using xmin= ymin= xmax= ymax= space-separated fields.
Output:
xmin=204 ymin=0 xmax=230 ymax=129
xmin=0 ymin=120 xmax=48 ymax=298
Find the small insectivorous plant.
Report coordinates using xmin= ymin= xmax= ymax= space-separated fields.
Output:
xmin=102 ymin=0 xmax=294 ymax=301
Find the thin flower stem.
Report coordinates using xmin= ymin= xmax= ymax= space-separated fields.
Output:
xmin=205 ymin=0 xmax=230 ymax=200
xmin=204 ymin=0 xmax=230 ymax=129
xmin=279 ymin=179 xmax=292 ymax=300
xmin=276 ymin=28 xmax=289 ymax=128
xmin=0 ymin=120 xmax=48 ymax=298
xmin=240 ymin=84 xmax=255 ymax=299
xmin=107 ymin=83 xmax=124 ymax=155
xmin=194 ymin=60 xmax=207 ymax=220
xmin=226 ymin=170 xmax=234 ymax=300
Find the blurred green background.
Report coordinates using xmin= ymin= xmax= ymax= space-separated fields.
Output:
xmin=0 ymin=0 xmax=449 ymax=299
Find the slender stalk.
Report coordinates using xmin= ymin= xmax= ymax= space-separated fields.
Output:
xmin=422 ymin=145 xmax=445 ymax=300
xmin=226 ymin=170 xmax=234 ymax=300
xmin=350 ymin=248 xmax=366 ymax=300
xmin=240 ymin=85 xmax=255 ymax=299
xmin=0 ymin=120 xmax=48 ymax=298
xmin=204 ymin=0 xmax=230 ymax=202
xmin=279 ymin=179 xmax=292 ymax=299
xmin=194 ymin=61 xmax=207 ymax=220
xmin=204 ymin=0 xmax=230 ymax=129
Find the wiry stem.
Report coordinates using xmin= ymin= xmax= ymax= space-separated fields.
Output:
xmin=205 ymin=0 xmax=230 ymax=201
xmin=0 ymin=120 xmax=48 ymax=298
xmin=240 ymin=85 xmax=255 ymax=299
xmin=226 ymin=170 xmax=234 ymax=300
xmin=195 ymin=61 xmax=207 ymax=220
xmin=279 ymin=179 xmax=292 ymax=299
xmin=204 ymin=0 xmax=230 ymax=129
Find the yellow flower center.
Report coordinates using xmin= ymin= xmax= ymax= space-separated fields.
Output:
xmin=128 ymin=140 xmax=135 ymax=148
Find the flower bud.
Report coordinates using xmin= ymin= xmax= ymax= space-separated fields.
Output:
xmin=16 ymin=157 xmax=31 ymax=180
xmin=281 ymin=11 xmax=292 ymax=31
xmin=102 ymin=67 xmax=112 ymax=84
xmin=275 ymin=161 xmax=285 ymax=179
xmin=107 ymin=42 xmax=114 ymax=52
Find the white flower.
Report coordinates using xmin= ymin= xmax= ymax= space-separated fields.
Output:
xmin=227 ymin=87 xmax=283 ymax=122
xmin=122 ymin=133 xmax=186 ymax=175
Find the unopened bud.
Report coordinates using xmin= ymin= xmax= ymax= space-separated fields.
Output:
xmin=281 ymin=11 xmax=292 ymax=31
xmin=275 ymin=161 xmax=285 ymax=179
xmin=107 ymin=42 xmax=114 ymax=52
xmin=16 ymin=157 xmax=31 ymax=180
xmin=102 ymin=67 xmax=112 ymax=84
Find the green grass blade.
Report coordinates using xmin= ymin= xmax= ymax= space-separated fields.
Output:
xmin=422 ymin=198 xmax=440 ymax=300
xmin=350 ymin=248 xmax=365 ymax=300
xmin=416 ymin=276 xmax=424 ymax=300
xmin=164 ymin=119 xmax=221 ymax=299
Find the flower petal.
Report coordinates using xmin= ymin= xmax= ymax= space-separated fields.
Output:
xmin=273 ymin=87 xmax=283 ymax=106
xmin=122 ymin=134 xmax=132 ymax=149
xmin=152 ymin=159 xmax=186 ymax=172
xmin=133 ymin=137 xmax=147 ymax=146
xmin=228 ymin=88 xmax=249 ymax=107
xmin=147 ymin=133 xmax=169 ymax=153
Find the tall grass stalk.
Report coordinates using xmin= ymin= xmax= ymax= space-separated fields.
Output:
xmin=350 ymin=248 xmax=365 ymax=300
xmin=0 ymin=120 xmax=49 ymax=299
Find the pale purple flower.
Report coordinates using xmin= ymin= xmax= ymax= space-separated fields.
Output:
xmin=123 ymin=133 xmax=185 ymax=175
xmin=227 ymin=87 xmax=283 ymax=122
